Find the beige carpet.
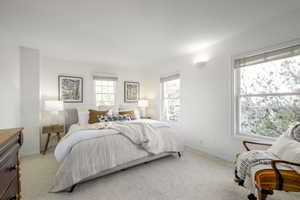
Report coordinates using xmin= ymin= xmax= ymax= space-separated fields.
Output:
xmin=21 ymin=150 xmax=300 ymax=200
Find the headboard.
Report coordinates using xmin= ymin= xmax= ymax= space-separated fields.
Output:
xmin=64 ymin=108 xmax=79 ymax=132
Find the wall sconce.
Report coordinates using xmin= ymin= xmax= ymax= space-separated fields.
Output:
xmin=195 ymin=61 xmax=208 ymax=68
xmin=194 ymin=55 xmax=209 ymax=68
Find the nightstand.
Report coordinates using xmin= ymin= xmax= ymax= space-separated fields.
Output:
xmin=42 ymin=124 xmax=64 ymax=155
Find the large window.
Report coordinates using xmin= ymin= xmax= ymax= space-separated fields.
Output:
xmin=161 ymin=74 xmax=180 ymax=121
xmin=234 ymin=44 xmax=300 ymax=138
xmin=94 ymin=76 xmax=117 ymax=106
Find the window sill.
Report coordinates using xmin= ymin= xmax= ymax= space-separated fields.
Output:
xmin=233 ymin=133 xmax=276 ymax=144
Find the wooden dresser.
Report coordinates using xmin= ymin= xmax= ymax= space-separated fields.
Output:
xmin=0 ymin=128 xmax=23 ymax=200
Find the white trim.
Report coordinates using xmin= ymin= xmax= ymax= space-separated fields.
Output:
xmin=160 ymin=74 xmax=180 ymax=82
xmin=240 ymin=92 xmax=300 ymax=97
xmin=93 ymin=75 xmax=118 ymax=81
xmin=234 ymin=44 xmax=300 ymax=68
xmin=232 ymin=38 xmax=300 ymax=62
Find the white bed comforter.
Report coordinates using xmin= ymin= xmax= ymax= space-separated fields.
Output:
xmin=51 ymin=119 xmax=183 ymax=192
xmin=55 ymin=119 xmax=171 ymax=162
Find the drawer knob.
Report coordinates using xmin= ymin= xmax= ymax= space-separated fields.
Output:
xmin=7 ymin=165 xmax=17 ymax=172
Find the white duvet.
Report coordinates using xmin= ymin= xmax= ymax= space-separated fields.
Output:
xmin=55 ymin=119 xmax=172 ymax=162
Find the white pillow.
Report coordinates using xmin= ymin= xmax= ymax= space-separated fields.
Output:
xmin=77 ymin=110 xmax=89 ymax=125
xmin=98 ymin=105 xmax=119 ymax=116
xmin=76 ymin=105 xmax=97 ymax=125
xmin=119 ymin=104 xmax=136 ymax=111
xmin=270 ymin=136 xmax=300 ymax=174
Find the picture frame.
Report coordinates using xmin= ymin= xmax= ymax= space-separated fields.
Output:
xmin=58 ymin=75 xmax=83 ymax=103
xmin=124 ymin=81 xmax=140 ymax=103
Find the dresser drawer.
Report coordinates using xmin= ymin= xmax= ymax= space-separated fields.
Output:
xmin=0 ymin=144 xmax=19 ymax=198
xmin=0 ymin=137 xmax=18 ymax=158
xmin=1 ymin=177 xmax=18 ymax=200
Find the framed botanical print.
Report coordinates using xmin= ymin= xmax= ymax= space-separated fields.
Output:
xmin=124 ymin=81 xmax=140 ymax=103
xmin=58 ymin=75 xmax=83 ymax=103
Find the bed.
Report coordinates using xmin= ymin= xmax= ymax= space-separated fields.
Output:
xmin=50 ymin=108 xmax=184 ymax=192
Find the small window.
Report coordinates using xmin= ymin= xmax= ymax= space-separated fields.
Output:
xmin=234 ymin=44 xmax=300 ymax=138
xmin=160 ymin=74 xmax=180 ymax=121
xmin=94 ymin=76 xmax=117 ymax=106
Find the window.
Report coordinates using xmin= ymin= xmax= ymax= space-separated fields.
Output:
xmin=94 ymin=76 xmax=117 ymax=106
xmin=234 ymin=44 xmax=300 ymax=138
xmin=161 ymin=74 xmax=180 ymax=121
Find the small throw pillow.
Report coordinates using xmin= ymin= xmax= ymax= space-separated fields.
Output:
xmin=119 ymin=111 xmax=136 ymax=120
xmin=119 ymin=114 xmax=131 ymax=121
xmin=99 ymin=114 xmax=131 ymax=122
xmin=292 ymin=123 xmax=300 ymax=142
xmin=88 ymin=109 xmax=108 ymax=124
xmin=270 ymin=135 xmax=300 ymax=174
xmin=270 ymin=136 xmax=291 ymax=156
xmin=285 ymin=122 xmax=300 ymax=142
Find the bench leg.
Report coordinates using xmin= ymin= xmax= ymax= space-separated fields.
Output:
xmin=248 ymin=194 xmax=257 ymax=200
xmin=258 ymin=191 xmax=267 ymax=200
xmin=258 ymin=190 xmax=272 ymax=200
xmin=178 ymin=152 xmax=182 ymax=158
xmin=68 ymin=184 xmax=77 ymax=193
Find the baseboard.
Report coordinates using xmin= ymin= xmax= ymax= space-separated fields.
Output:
xmin=20 ymin=150 xmax=40 ymax=157
xmin=184 ymin=144 xmax=234 ymax=162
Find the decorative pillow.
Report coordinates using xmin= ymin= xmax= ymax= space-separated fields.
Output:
xmin=119 ymin=111 xmax=136 ymax=120
xmin=99 ymin=114 xmax=131 ymax=122
xmin=292 ymin=123 xmax=300 ymax=142
xmin=119 ymin=105 xmax=141 ymax=119
xmin=285 ymin=122 xmax=300 ymax=142
xmin=88 ymin=109 xmax=108 ymax=124
xmin=270 ymin=135 xmax=300 ymax=174
xmin=270 ymin=136 xmax=291 ymax=156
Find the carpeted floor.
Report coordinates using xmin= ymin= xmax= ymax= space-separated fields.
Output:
xmin=21 ymin=150 xmax=300 ymax=200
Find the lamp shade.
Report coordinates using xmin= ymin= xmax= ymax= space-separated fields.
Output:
xmin=44 ymin=100 xmax=64 ymax=112
xmin=138 ymin=100 xmax=149 ymax=107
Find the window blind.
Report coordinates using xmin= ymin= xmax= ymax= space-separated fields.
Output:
xmin=234 ymin=44 xmax=300 ymax=69
xmin=93 ymin=76 xmax=118 ymax=81
xmin=160 ymin=74 xmax=180 ymax=82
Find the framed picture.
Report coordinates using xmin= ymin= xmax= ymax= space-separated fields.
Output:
xmin=58 ymin=75 xmax=83 ymax=103
xmin=124 ymin=81 xmax=140 ymax=103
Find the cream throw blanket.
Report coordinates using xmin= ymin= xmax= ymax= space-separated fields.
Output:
xmin=109 ymin=122 xmax=165 ymax=154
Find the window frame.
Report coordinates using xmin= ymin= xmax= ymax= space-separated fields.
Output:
xmin=160 ymin=74 xmax=180 ymax=122
xmin=94 ymin=76 xmax=118 ymax=106
xmin=232 ymin=42 xmax=300 ymax=141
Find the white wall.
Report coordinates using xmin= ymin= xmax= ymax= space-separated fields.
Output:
xmin=0 ymin=41 xmax=20 ymax=129
xmin=20 ymin=47 xmax=40 ymax=156
xmin=40 ymin=57 xmax=157 ymax=109
xmin=152 ymin=10 xmax=300 ymax=161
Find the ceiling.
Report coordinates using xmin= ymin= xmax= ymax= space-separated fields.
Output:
xmin=1 ymin=0 xmax=299 ymax=68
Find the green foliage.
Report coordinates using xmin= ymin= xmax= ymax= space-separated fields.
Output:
xmin=240 ymin=56 xmax=300 ymax=137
